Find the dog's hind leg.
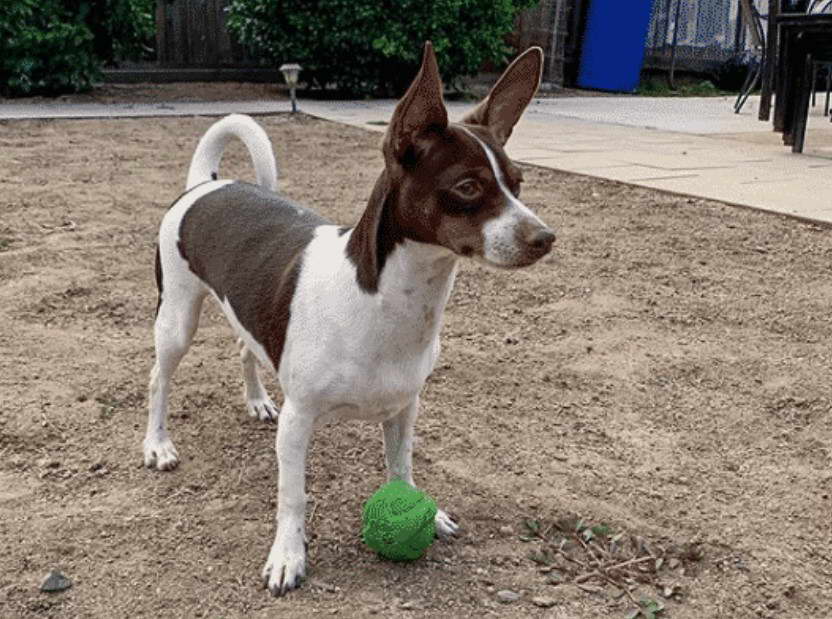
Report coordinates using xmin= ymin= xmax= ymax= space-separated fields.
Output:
xmin=144 ymin=279 xmax=205 ymax=471
xmin=383 ymin=398 xmax=460 ymax=539
xmin=239 ymin=341 xmax=279 ymax=421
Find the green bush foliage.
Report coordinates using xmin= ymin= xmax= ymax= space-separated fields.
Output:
xmin=0 ymin=0 xmax=155 ymax=97
xmin=83 ymin=0 xmax=156 ymax=67
xmin=0 ymin=1 xmax=100 ymax=96
xmin=227 ymin=0 xmax=537 ymax=96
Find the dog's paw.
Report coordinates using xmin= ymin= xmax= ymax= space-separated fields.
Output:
xmin=435 ymin=509 xmax=459 ymax=539
xmin=262 ymin=540 xmax=306 ymax=597
xmin=246 ymin=394 xmax=279 ymax=422
xmin=143 ymin=433 xmax=179 ymax=471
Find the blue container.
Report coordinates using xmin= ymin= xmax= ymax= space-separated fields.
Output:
xmin=577 ymin=0 xmax=655 ymax=93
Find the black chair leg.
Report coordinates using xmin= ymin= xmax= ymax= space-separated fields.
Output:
xmin=734 ymin=62 xmax=761 ymax=114
xmin=782 ymin=38 xmax=801 ymax=143
xmin=793 ymin=53 xmax=814 ymax=154
xmin=776 ymin=32 xmax=795 ymax=134
xmin=811 ymin=62 xmax=818 ymax=107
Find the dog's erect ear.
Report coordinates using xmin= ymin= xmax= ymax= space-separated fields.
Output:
xmin=384 ymin=42 xmax=448 ymax=162
xmin=461 ymin=47 xmax=543 ymax=145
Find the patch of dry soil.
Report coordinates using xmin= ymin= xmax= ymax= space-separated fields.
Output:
xmin=1 ymin=114 xmax=831 ymax=618
xmin=0 ymin=81 xmax=288 ymax=105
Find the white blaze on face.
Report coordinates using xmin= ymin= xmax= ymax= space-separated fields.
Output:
xmin=458 ymin=127 xmax=548 ymax=267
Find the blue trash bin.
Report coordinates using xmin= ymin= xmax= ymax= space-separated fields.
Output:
xmin=577 ymin=0 xmax=656 ymax=93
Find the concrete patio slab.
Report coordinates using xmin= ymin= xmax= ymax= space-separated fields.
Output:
xmin=526 ymin=95 xmax=768 ymax=134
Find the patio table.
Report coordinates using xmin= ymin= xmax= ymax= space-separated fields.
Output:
xmin=772 ymin=13 xmax=832 ymax=151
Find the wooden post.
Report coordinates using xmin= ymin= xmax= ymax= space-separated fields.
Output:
xmin=155 ymin=1 xmax=166 ymax=65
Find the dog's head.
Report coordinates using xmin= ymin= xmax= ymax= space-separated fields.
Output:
xmin=382 ymin=42 xmax=554 ymax=269
xmin=348 ymin=42 xmax=555 ymax=292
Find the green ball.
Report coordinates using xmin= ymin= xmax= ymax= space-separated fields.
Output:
xmin=362 ymin=480 xmax=437 ymax=561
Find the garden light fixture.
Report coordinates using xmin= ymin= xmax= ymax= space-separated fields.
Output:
xmin=279 ymin=63 xmax=302 ymax=113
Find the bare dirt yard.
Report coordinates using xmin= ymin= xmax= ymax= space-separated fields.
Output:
xmin=0 ymin=82 xmax=288 ymax=105
xmin=1 ymin=111 xmax=831 ymax=619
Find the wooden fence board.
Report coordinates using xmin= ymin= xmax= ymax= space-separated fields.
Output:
xmin=156 ymin=0 xmax=260 ymax=68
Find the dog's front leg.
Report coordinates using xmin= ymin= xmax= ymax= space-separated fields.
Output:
xmin=382 ymin=398 xmax=418 ymax=486
xmin=263 ymin=399 xmax=314 ymax=596
xmin=383 ymin=398 xmax=459 ymax=538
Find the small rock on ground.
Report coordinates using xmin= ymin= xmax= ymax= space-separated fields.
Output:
xmin=40 ymin=569 xmax=72 ymax=593
xmin=532 ymin=596 xmax=557 ymax=608
xmin=497 ymin=589 xmax=520 ymax=603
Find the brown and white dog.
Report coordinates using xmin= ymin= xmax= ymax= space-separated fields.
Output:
xmin=144 ymin=43 xmax=554 ymax=596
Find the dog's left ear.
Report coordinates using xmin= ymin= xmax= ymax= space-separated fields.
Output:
xmin=384 ymin=41 xmax=448 ymax=163
xmin=462 ymin=47 xmax=543 ymax=145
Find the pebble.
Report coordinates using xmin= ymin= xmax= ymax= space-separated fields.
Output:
xmin=499 ymin=525 xmax=513 ymax=536
xmin=313 ymin=580 xmax=340 ymax=593
xmin=496 ymin=589 xmax=520 ymax=603
xmin=400 ymin=600 xmax=420 ymax=610
xmin=40 ymin=569 xmax=72 ymax=593
xmin=532 ymin=596 xmax=557 ymax=608
xmin=546 ymin=571 xmax=564 ymax=585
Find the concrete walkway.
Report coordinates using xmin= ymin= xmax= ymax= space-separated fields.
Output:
xmin=2 ymin=95 xmax=831 ymax=223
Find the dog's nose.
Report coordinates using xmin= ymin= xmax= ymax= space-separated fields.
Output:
xmin=527 ymin=227 xmax=556 ymax=252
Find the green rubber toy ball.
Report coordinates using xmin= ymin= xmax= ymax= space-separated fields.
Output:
xmin=362 ymin=479 xmax=437 ymax=561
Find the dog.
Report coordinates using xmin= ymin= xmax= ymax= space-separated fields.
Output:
xmin=144 ymin=42 xmax=554 ymax=596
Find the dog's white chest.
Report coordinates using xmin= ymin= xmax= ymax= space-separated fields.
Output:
xmin=281 ymin=227 xmax=456 ymax=422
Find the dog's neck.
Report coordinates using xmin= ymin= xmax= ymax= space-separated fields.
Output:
xmin=347 ymin=167 xmax=452 ymax=293
xmin=383 ymin=237 xmax=458 ymax=299
xmin=346 ymin=167 xmax=457 ymax=310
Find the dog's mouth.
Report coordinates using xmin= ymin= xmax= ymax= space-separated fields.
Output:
xmin=474 ymin=249 xmax=553 ymax=270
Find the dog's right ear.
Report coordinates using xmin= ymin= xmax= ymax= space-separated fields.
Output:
xmin=384 ymin=42 xmax=448 ymax=163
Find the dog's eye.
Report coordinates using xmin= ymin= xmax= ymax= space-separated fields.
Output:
xmin=453 ymin=179 xmax=482 ymax=199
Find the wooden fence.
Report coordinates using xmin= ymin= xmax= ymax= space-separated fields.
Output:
xmin=514 ymin=0 xmax=571 ymax=87
xmin=155 ymin=0 xmax=257 ymax=67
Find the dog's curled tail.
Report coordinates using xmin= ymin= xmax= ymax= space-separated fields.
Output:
xmin=186 ymin=114 xmax=278 ymax=192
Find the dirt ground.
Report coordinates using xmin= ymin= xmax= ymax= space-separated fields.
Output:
xmin=1 ymin=110 xmax=831 ymax=619
xmin=0 ymin=82 xmax=290 ymax=105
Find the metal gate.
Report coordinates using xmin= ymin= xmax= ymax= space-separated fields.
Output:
xmin=644 ymin=0 xmax=766 ymax=72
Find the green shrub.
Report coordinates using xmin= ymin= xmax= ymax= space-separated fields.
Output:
xmin=83 ymin=0 xmax=156 ymax=66
xmin=227 ymin=0 xmax=537 ymax=96
xmin=0 ymin=1 xmax=99 ymax=97
xmin=0 ymin=0 xmax=155 ymax=98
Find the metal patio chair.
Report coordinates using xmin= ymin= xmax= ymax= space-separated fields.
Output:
xmin=735 ymin=0 xmax=767 ymax=113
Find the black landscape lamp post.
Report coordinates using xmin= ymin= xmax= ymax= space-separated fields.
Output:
xmin=280 ymin=63 xmax=302 ymax=113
